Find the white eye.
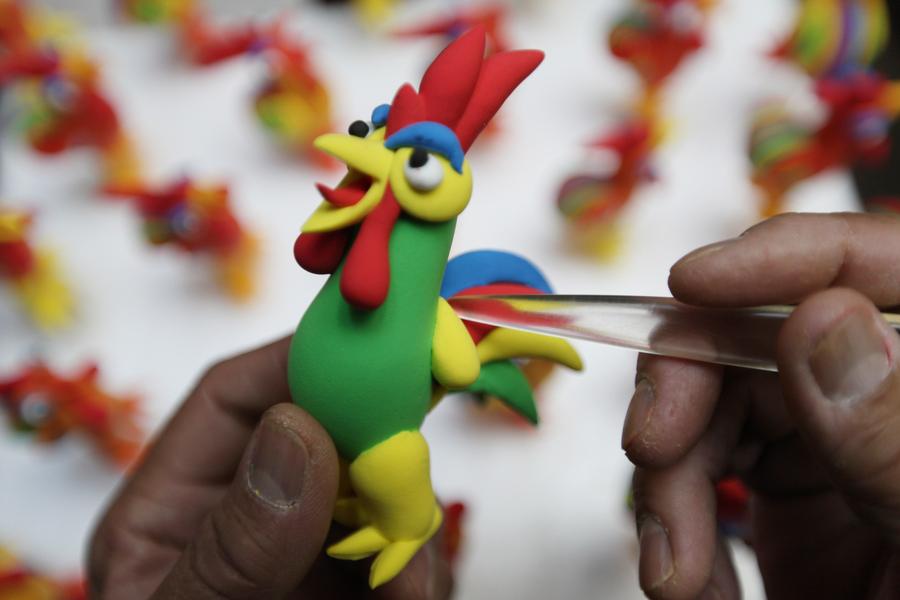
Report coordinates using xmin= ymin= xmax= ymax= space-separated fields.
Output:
xmin=403 ymin=148 xmax=444 ymax=192
xmin=20 ymin=393 xmax=53 ymax=427
xmin=669 ymin=2 xmax=702 ymax=33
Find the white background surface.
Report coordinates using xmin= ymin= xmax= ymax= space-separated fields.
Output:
xmin=0 ymin=0 xmax=860 ymax=598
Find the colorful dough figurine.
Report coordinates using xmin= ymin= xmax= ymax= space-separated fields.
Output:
xmin=253 ymin=26 xmax=334 ymax=168
xmin=117 ymin=0 xmax=195 ymax=24
xmin=10 ymin=9 xmax=143 ymax=194
xmin=0 ymin=210 xmax=73 ymax=330
xmin=176 ymin=7 xmax=262 ymax=67
xmin=0 ymin=362 xmax=143 ymax=468
xmin=556 ymin=119 xmax=658 ymax=259
xmin=289 ymin=28 xmax=581 ymax=587
xmin=0 ymin=0 xmax=57 ymax=86
xmin=0 ymin=547 xmax=85 ymax=600
xmin=749 ymin=73 xmax=900 ymax=216
xmin=117 ymin=177 xmax=259 ymax=300
xmin=771 ymin=0 xmax=888 ymax=79
xmin=608 ymin=0 xmax=712 ymax=119
xmin=393 ymin=4 xmax=511 ymax=55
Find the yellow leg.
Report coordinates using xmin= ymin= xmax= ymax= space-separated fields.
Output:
xmin=333 ymin=459 xmax=368 ymax=527
xmin=13 ymin=250 xmax=74 ymax=330
xmin=327 ymin=431 xmax=442 ymax=588
xmin=217 ymin=233 xmax=259 ymax=301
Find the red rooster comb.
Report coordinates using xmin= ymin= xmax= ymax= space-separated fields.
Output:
xmin=385 ymin=26 xmax=543 ymax=152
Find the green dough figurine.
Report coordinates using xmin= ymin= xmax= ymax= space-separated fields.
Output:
xmin=289 ymin=26 xmax=582 ymax=587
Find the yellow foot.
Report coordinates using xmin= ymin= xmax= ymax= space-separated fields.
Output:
xmin=333 ymin=497 xmax=367 ymax=528
xmin=328 ymin=506 xmax=442 ymax=588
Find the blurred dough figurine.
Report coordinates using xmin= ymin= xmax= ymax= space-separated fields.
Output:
xmin=393 ymin=4 xmax=511 ymax=55
xmin=0 ymin=362 xmax=143 ymax=469
xmin=771 ymin=0 xmax=888 ymax=78
xmin=117 ymin=178 xmax=259 ymax=301
xmin=289 ymin=28 xmax=581 ymax=587
xmin=608 ymin=0 xmax=713 ymax=119
xmin=8 ymin=2 xmax=143 ymax=193
xmin=556 ymin=119 xmax=658 ymax=259
xmin=176 ymin=6 xmax=262 ymax=67
xmin=0 ymin=0 xmax=57 ymax=85
xmin=117 ymin=0 xmax=194 ymax=24
xmin=750 ymin=74 xmax=900 ymax=216
xmin=253 ymin=25 xmax=334 ymax=168
xmin=0 ymin=210 xmax=73 ymax=330
xmin=0 ymin=547 xmax=84 ymax=600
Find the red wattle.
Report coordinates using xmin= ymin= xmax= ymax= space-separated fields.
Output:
xmin=340 ymin=187 xmax=401 ymax=310
xmin=294 ymin=230 xmax=350 ymax=274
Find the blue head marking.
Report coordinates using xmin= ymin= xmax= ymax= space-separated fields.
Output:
xmin=384 ymin=122 xmax=465 ymax=173
xmin=371 ymin=104 xmax=390 ymax=127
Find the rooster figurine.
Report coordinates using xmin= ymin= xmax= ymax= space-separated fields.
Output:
xmin=253 ymin=25 xmax=334 ymax=167
xmin=0 ymin=210 xmax=73 ymax=329
xmin=0 ymin=362 xmax=143 ymax=468
xmin=556 ymin=119 xmax=658 ymax=258
xmin=770 ymin=0 xmax=888 ymax=79
xmin=289 ymin=28 xmax=581 ymax=587
xmin=9 ymin=4 xmax=143 ymax=194
xmin=118 ymin=177 xmax=259 ymax=300
xmin=608 ymin=0 xmax=712 ymax=119
xmin=750 ymin=74 xmax=900 ymax=216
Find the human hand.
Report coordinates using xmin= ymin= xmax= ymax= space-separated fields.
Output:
xmin=623 ymin=213 xmax=900 ymax=599
xmin=88 ymin=337 xmax=453 ymax=599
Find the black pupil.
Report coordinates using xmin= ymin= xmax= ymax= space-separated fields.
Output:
xmin=408 ymin=148 xmax=429 ymax=168
xmin=348 ymin=120 xmax=370 ymax=138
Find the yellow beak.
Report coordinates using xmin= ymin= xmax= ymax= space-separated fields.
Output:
xmin=302 ymin=133 xmax=394 ymax=233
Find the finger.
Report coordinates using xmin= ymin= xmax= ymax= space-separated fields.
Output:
xmin=777 ymin=287 xmax=900 ymax=546
xmin=88 ymin=337 xmax=296 ymax=596
xmin=632 ymin=393 xmax=748 ymax=600
xmin=622 ymin=354 xmax=723 ymax=468
xmin=372 ymin=541 xmax=454 ymax=600
xmin=697 ymin=537 xmax=740 ymax=600
xmin=151 ymin=403 xmax=339 ymax=599
xmin=142 ymin=336 xmax=294 ymax=486
xmin=669 ymin=213 xmax=900 ymax=307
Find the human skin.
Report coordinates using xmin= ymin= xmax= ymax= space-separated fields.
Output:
xmin=87 ymin=337 xmax=452 ymax=599
xmin=624 ymin=213 xmax=900 ymax=599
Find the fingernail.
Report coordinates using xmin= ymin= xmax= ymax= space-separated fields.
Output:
xmin=677 ymin=239 xmax=734 ymax=266
xmin=809 ymin=311 xmax=892 ymax=405
xmin=248 ymin=420 xmax=308 ymax=507
xmin=622 ymin=378 xmax=655 ymax=450
xmin=638 ymin=516 xmax=674 ymax=591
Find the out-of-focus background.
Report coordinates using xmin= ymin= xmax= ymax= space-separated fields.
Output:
xmin=0 ymin=0 xmax=871 ymax=598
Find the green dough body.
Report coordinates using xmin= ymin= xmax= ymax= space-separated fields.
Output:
xmin=288 ymin=217 xmax=455 ymax=459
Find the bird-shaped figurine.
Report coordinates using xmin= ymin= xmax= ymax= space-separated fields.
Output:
xmin=0 ymin=362 xmax=143 ymax=468
xmin=750 ymin=73 xmax=900 ymax=216
xmin=0 ymin=210 xmax=73 ymax=330
xmin=770 ymin=0 xmax=889 ymax=79
xmin=556 ymin=119 xmax=658 ymax=258
xmin=117 ymin=177 xmax=259 ymax=300
xmin=289 ymin=27 xmax=582 ymax=587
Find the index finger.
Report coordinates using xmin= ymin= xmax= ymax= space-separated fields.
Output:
xmin=669 ymin=212 xmax=900 ymax=308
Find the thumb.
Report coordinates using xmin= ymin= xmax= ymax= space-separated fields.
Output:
xmin=152 ymin=403 xmax=339 ymax=599
xmin=778 ymin=287 xmax=900 ymax=546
